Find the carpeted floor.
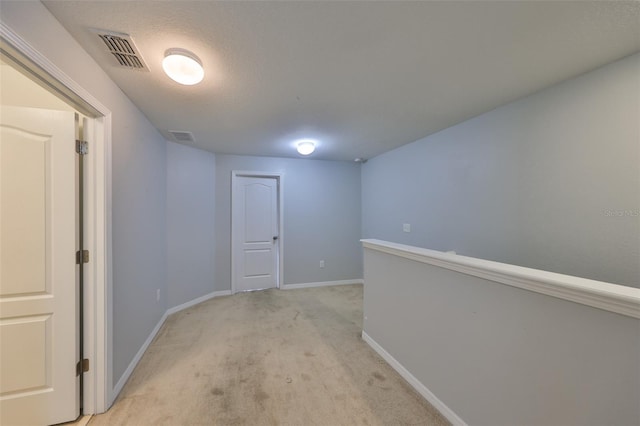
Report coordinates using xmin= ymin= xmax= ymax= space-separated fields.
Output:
xmin=90 ymin=284 xmax=449 ymax=426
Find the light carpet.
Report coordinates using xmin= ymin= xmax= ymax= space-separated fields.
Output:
xmin=89 ymin=284 xmax=449 ymax=425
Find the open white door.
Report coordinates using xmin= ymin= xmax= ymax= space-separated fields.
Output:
xmin=232 ymin=175 xmax=279 ymax=293
xmin=0 ymin=106 xmax=79 ymax=425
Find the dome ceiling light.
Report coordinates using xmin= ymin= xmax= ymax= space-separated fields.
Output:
xmin=162 ymin=48 xmax=204 ymax=85
xmin=296 ymin=139 xmax=316 ymax=156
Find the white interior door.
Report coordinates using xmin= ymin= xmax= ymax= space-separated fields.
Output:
xmin=232 ymin=176 xmax=279 ymax=293
xmin=0 ymin=106 xmax=79 ymax=425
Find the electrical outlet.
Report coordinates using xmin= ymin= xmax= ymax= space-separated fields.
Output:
xmin=320 ymin=260 xmax=325 ymax=268
xmin=156 ymin=288 xmax=160 ymax=302
xmin=403 ymin=223 xmax=411 ymax=232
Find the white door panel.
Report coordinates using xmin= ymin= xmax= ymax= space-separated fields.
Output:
xmin=0 ymin=106 xmax=78 ymax=425
xmin=0 ymin=316 xmax=50 ymax=394
xmin=244 ymin=184 xmax=272 ymax=242
xmin=0 ymin=128 xmax=47 ymax=296
xmin=232 ymin=176 xmax=279 ymax=293
xmin=244 ymin=249 xmax=272 ymax=277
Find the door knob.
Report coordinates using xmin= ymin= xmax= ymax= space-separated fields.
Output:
xmin=273 ymin=236 xmax=279 ymax=241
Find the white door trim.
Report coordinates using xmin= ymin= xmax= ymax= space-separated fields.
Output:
xmin=1 ymin=22 xmax=112 ymax=413
xmin=231 ymin=171 xmax=284 ymax=294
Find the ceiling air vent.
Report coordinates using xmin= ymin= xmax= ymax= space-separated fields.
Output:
xmin=92 ymin=29 xmax=149 ymax=71
xmin=168 ymin=130 xmax=196 ymax=143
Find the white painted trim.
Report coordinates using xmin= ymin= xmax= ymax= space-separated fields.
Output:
xmin=362 ymin=332 xmax=467 ymax=426
xmin=97 ymin=113 xmax=112 ymax=413
xmin=277 ymin=174 xmax=284 ymax=292
xmin=166 ymin=290 xmax=232 ymax=316
xmin=282 ymin=279 xmax=364 ymax=290
xmin=110 ymin=312 xmax=168 ymax=404
xmin=362 ymin=239 xmax=640 ymax=319
xmin=231 ymin=171 xmax=284 ymax=294
xmin=1 ymin=22 xmax=112 ymax=413
xmin=0 ymin=22 xmax=109 ymax=117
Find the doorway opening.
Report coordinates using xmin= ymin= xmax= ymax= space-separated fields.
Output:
xmin=1 ymin=24 xmax=111 ymax=421
xmin=231 ymin=171 xmax=283 ymax=294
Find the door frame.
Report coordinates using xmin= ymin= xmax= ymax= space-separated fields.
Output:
xmin=1 ymin=23 xmax=111 ymax=414
xmin=231 ymin=171 xmax=283 ymax=294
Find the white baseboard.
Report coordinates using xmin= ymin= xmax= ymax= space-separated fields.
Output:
xmin=110 ymin=289 xmax=232 ymax=405
xmin=361 ymin=331 xmax=466 ymax=426
xmin=111 ymin=311 xmax=168 ymax=405
xmin=282 ymin=279 xmax=363 ymax=290
xmin=166 ymin=290 xmax=232 ymax=316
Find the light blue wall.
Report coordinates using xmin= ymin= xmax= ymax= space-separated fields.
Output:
xmin=215 ymin=155 xmax=362 ymax=290
xmin=363 ymin=53 xmax=640 ymax=287
xmin=0 ymin=1 xmax=169 ymax=387
xmin=363 ymin=244 xmax=640 ymax=425
xmin=111 ymin=117 xmax=167 ymax=385
xmin=166 ymin=142 xmax=216 ymax=308
xmin=5 ymin=2 xmax=636 ymax=407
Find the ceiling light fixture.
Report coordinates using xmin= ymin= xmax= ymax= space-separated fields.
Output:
xmin=162 ymin=48 xmax=204 ymax=85
xmin=296 ymin=139 xmax=316 ymax=156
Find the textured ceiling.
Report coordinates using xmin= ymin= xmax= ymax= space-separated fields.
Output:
xmin=43 ymin=1 xmax=639 ymax=161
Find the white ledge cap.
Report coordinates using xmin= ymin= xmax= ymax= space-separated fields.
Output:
xmin=361 ymin=239 xmax=640 ymax=319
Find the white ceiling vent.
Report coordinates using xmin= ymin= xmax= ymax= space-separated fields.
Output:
xmin=92 ymin=29 xmax=149 ymax=71
xmin=169 ymin=130 xmax=196 ymax=143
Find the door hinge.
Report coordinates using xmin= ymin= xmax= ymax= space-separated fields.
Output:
xmin=76 ymin=250 xmax=89 ymax=264
xmin=76 ymin=358 xmax=89 ymax=376
xmin=76 ymin=139 xmax=88 ymax=155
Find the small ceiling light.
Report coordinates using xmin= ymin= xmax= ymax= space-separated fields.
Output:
xmin=296 ymin=139 xmax=316 ymax=156
xmin=162 ymin=48 xmax=204 ymax=85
